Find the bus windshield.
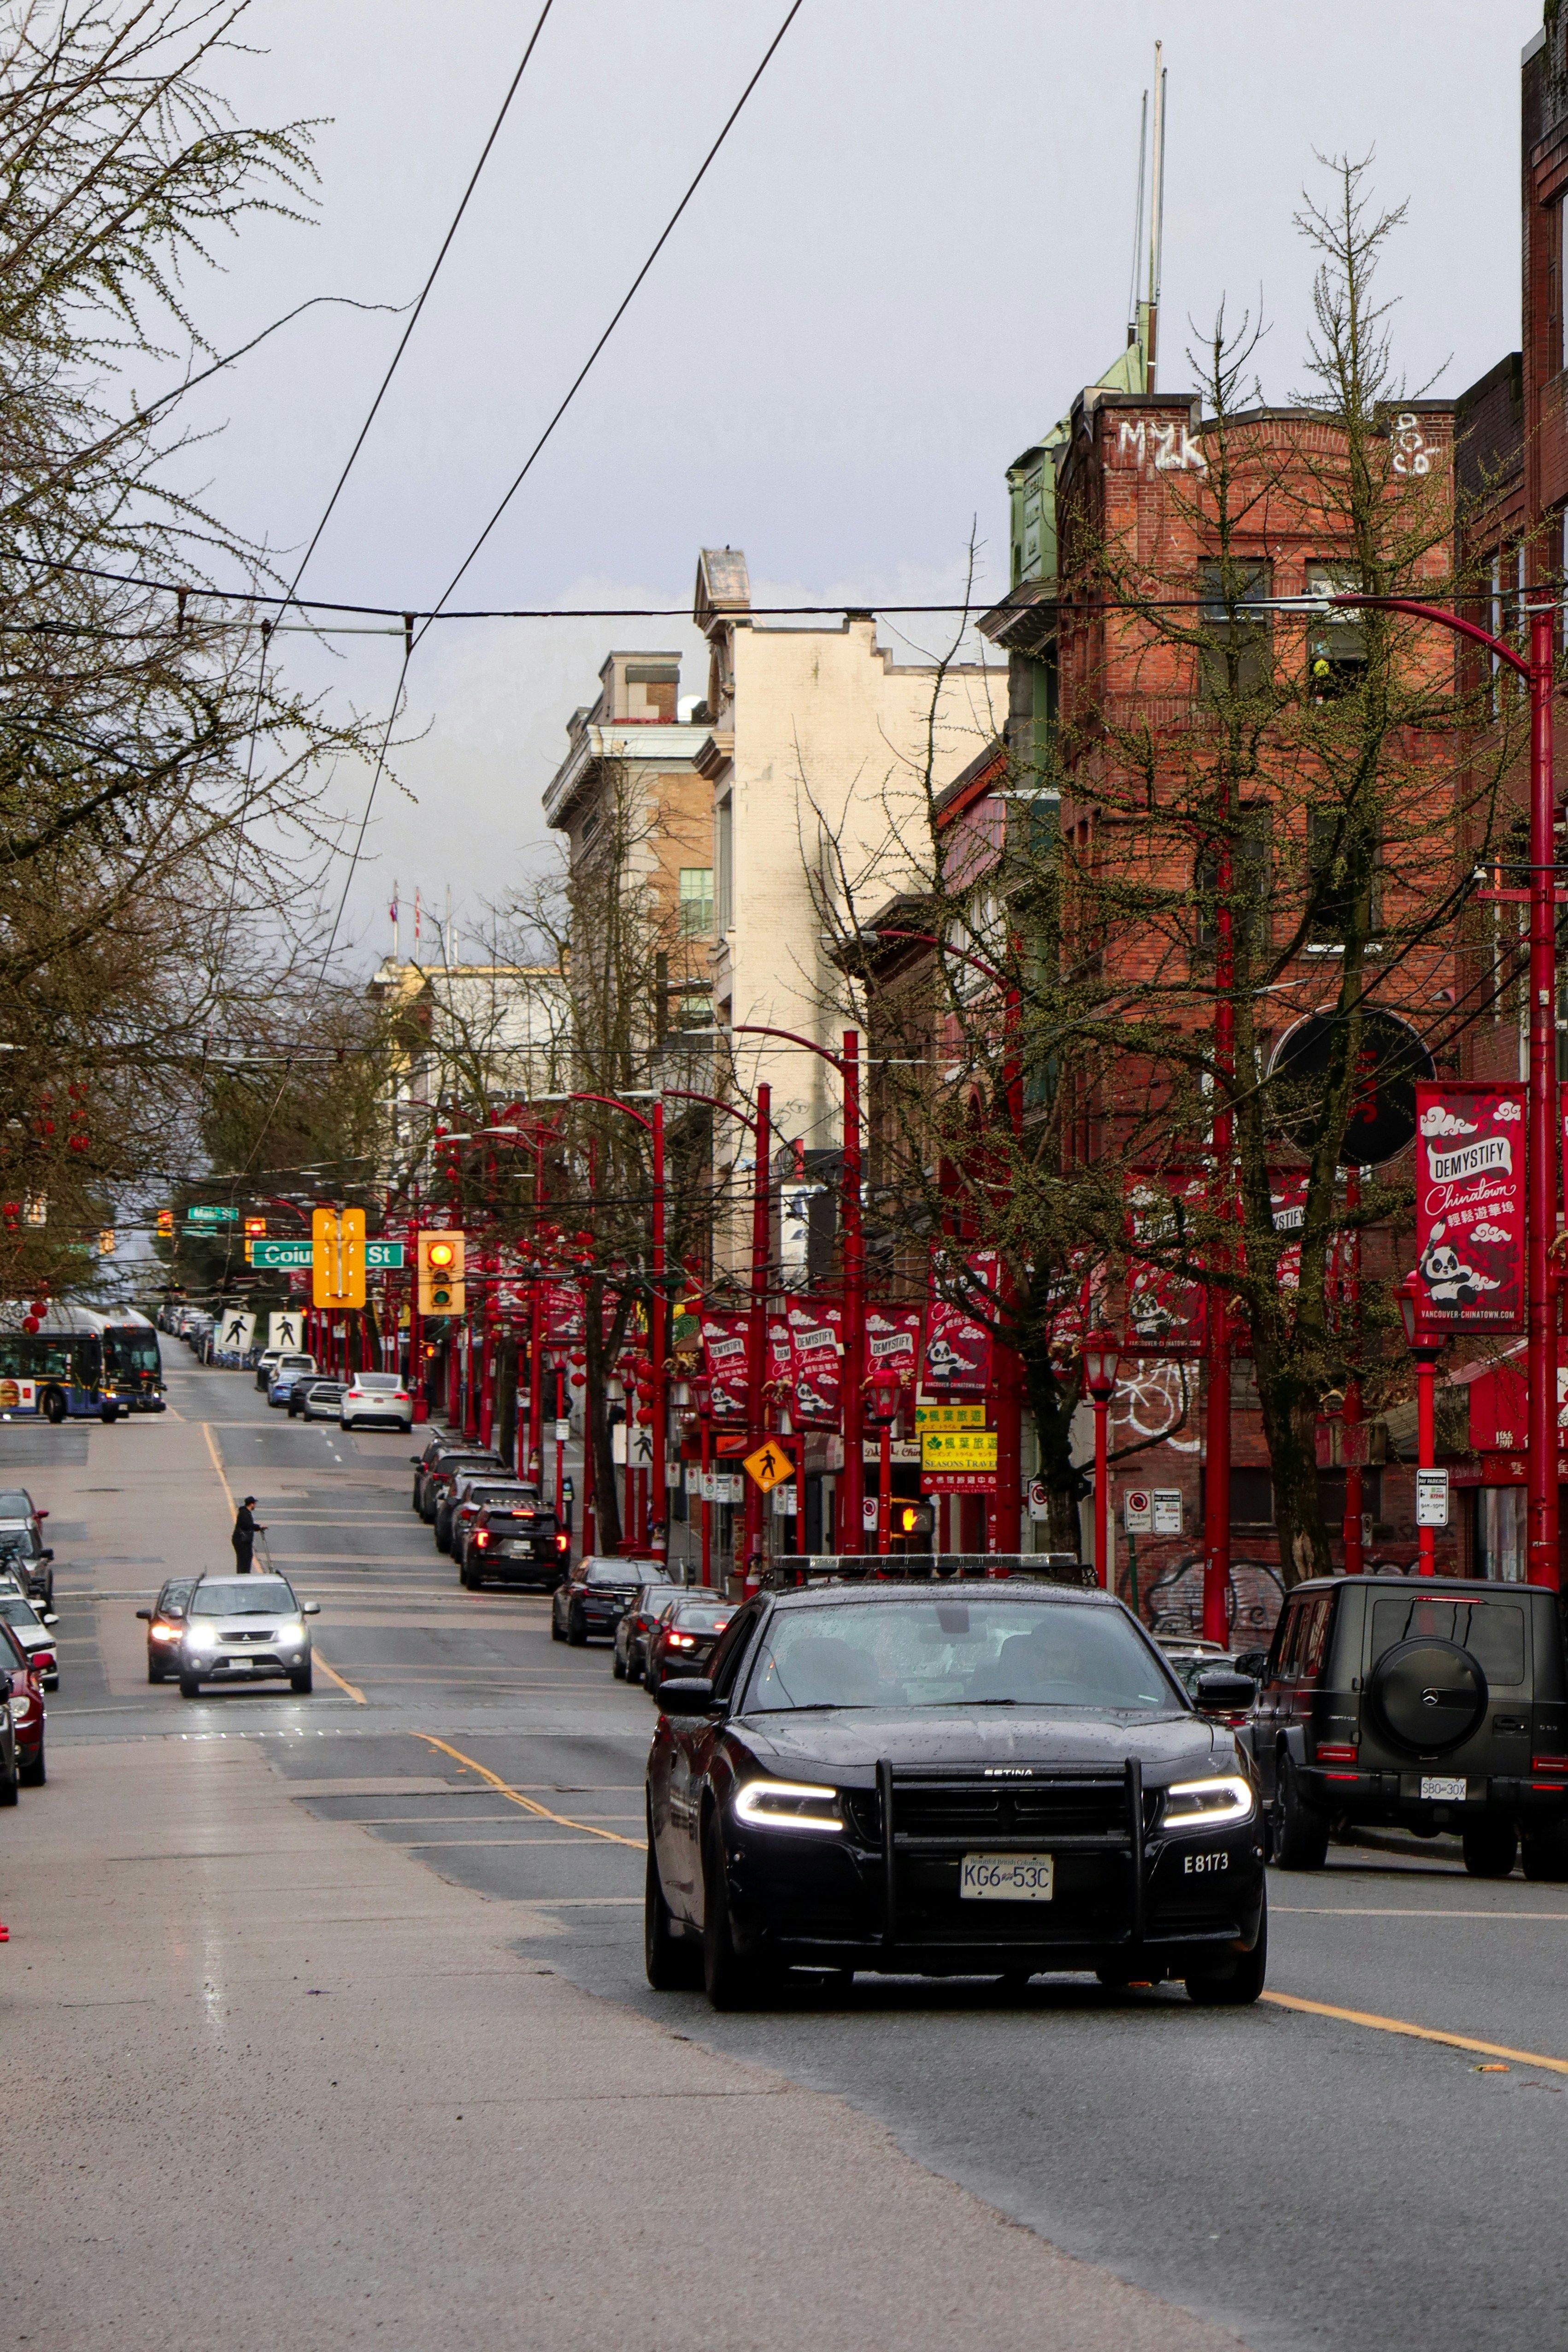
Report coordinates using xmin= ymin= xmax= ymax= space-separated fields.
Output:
xmin=102 ymin=1327 xmax=160 ymax=1377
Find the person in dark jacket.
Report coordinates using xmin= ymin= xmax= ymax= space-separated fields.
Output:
xmin=232 ymin=1497 xmax=265 ymax=1573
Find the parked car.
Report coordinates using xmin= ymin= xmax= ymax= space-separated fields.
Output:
xmin=295 ymin=1378 xmax=347 ymax=1423
xmin=644 ymin=1595 xmax=738 ymax=1697
xmin=0 ymin=1637 xmax=18 ymax=1802
xmin=340 ymin=1372 xmax=413 ymax=1433
xmin=0 ymin=1617 xmax=45 ymax=1785
xmin=411 ymin=1432 xmax=450 ymax=1512
xmin=1157 ymin=1636 xmax=1245 ymax=1704
xmin=419 ymin=1446 xmax=503 ymax=1527
xmin=462 ymin=1500 xmax=571 ymax=1591
xmin=613 ymin=1575 xmax=680 ymax=1682
xmin=176 ymin=1573 xmax=321 ymax=1696
xmin=1244 ymin=1574 xmax=1568 ymax=1880
xmin=0 ymin=1501 xmax=53 ymax=1608
xmin=449 ymin=1479 xmax=536 ymax=1569
xmin=552 ymin=1556 xmax=663 ymax=1646
xmin=135 ymin=1576 xmax=197 ymax=1684
xmin=645 ymin=1570 xmax=1263 ymax=2010
xmin=254 ymin=1347 xmax=286 ymax=1392
xmin=437 ymin=1467 xmax=530 ymax=1555
xmin=0 ymin=1589 xmax=58 ymax=1688
xmin=267 ymin=1354 xmax=319 ymax=1408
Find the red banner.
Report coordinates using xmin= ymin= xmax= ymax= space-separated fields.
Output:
xmin=766 ymin=1313 xmax=793 ymax=1395
xmin=1414 ymin=1081 xmax=1524 ymax=1330
xmin=865 ymin=1304 xmax=922 ymax=1392
xmin=1125 ymin=1179 xmax=1205 ymax=1350
xmin=922 ymin=1252 xmax=997 ymax=1391
xmin=700 ymin=1311 xmax=751 ymax=1420
xmin=544 ymin=1282 xmax=584 ymax=1347
xmin=787 ymin=1299 xmax=845 ymax=1428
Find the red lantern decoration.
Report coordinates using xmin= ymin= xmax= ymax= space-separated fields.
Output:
xmin=22 ymin=1316 xmax=38 ymax=1334
xmin=69 ymin=1135 xmax=88 ymax=1153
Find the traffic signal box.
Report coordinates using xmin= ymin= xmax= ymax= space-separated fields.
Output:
xmin=312 ymin=1205 xmax=366 ymax=1309
xmin=417 ymin=1229 xmax=464 ymax=1317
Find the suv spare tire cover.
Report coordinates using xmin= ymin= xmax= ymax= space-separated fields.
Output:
xmin=1370 ymin=1636 xmax=1487 ymax=1754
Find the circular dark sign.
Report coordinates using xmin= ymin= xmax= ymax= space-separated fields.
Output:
xmin=1267 ymin=1009 xmax=1434 ymax=1167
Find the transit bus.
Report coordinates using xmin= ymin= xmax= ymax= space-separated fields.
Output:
xmin=0 ymin=1306 xmax=164 ymax=1422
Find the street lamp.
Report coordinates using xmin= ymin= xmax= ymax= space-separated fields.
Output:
xmin=865 ymin=1370 xmax=903 ymax=1557
xmin=1081 ymin=1332 xmax=1122 ymax=1593
xmin=1398 ymin=1277 xmax=1442 ymax=1576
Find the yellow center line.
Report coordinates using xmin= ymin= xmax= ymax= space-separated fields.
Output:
xmin=414 ymin=1733 xmax=647 ymax=1850
xmin=202 ymin=1419 xmax=365 ymax=1704
xmin=1263 ymin=1990 xmax=1568 ymax=2075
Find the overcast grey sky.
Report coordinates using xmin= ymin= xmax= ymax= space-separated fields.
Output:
xmin=176 ymin=0 xmax=1542 ymax=965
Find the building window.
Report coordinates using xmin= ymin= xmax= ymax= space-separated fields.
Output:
xmin=1196 ymin=806 xmax=1271 ymax=952
xmin=1305 ymin=564 xmax=1367 ymax=698
xmin=716 ymin=797 xmax=734 ymax=933
xmin=580 ymin=806 xmax=601 ymax=847
xmin=678 ymin=867 xmax=714 ymax=937
xmin=1307 ymin=806 xmax=1381 ymax=943
xmin=1198 ymin=559 xmax=1272 ymax=703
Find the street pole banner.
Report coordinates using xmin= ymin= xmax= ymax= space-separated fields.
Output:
xmin=700 ymin=1311 xmax=751 ymax=1419
xmin=1414 ymin=1081 xmax=1525 ymax=1329
xmin=865 ymin=1304 xmax=923 ymax=1394
xmin=545 ymin=1283 xmax=584 ymax=1345
xmin=1124 ymin=1181 xmax=1204 ymax=1351
xmin=766 ymin=1313 xmax=793 ymax=1394
xmin=922 ymin=1250 xmax=997 ymax=1390
xmin=787 ymin=1299 xmax=845 ymax=1428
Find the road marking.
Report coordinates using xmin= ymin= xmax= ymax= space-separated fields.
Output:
xmin=309 ymin=1648 xmax=366 ymax=1704
xmin=1262 ymin=1991 xmax=1568 ymax=2075
xmin=200 ymin=1421 xmax=365 ymax=1701
xmin=414 ymin=1733 xmax=647 ymax=1850
xmin=203 ymin=1423 xmax=235 ymax=1513
xmin=1274 ymin=1907 xmax=1568 ymax=1920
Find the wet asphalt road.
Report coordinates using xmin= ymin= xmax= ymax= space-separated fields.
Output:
xmin=31 ymin=1351 xmax=1568 ymax=2352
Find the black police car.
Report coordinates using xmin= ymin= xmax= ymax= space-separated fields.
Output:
xmin=645 ymin=1566 xmax=1264 ymax=2010
xmin=1243 ymin=1573 xmax=1568 ymax=1880
xmin=460 ymin=1499 xmax=571 ymax=1591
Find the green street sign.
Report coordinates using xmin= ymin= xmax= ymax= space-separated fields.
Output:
xmin=366 ymin=1240 xmax=405 ymax=1268
xmin=188 ymin=1204 xmax=239 ymax=1225
xmin=250 ymin=1240 xmax=313 ymax=1268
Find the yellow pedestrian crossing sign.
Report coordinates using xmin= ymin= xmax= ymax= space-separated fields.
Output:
xmin=743 ymin=1439 xmax=793 ymax=1494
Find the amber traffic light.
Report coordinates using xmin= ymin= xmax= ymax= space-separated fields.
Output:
xmin=417 ymin=1229 xmax=464 ymax=1317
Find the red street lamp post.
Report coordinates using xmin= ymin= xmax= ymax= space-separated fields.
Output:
xmin=1398 ymin=1278 xmax=1442 ymax=1575
xmin=865 ymin=1371 xmax=902 ymax=1555
xmin=733 ymin=1026 xmax=863 ymax=1555
xmin=1081 ymin=1332 xmax=1122 ymax=1593
xmin=1330 ymin=591 xmax=1558 ymax=1588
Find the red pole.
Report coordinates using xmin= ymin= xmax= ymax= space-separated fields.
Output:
xmin=581 ymin=1393 xmax=595 ymax=1559
xmin=552 ymin=1363 xmax=565 ymax=1523
xmin=650 ymin=1101 xmax=667 ymax=1564
xmin=840 ymin=1033 xmax=864 ymax=1554
xmin=1202 ymin=816 xmax=1234 ymax=1645
xmin=1417 ymin=1353 xmax=1436 ymax=1574
xmin=1342 ymin=1168 xmax=1364 ymax=1573
xmin=1527 ymin=603 xmax=1560 ymax=1589
xmin=1093 ymin=1392 xmax=1110 ymax=1591
xmin=878 ymin=1420 xmax=891 ymax=1556
xmin=743 ymin=1083 xmax=770 ymax=1592
xmin=700 ymin=1397 xmax=712 ymax=1589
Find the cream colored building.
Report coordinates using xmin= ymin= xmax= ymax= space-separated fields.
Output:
xmin=692 ymin=546 xmax=1005 ymax=1192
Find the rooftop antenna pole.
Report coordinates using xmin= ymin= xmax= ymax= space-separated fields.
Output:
xmin=1127 ymin=86 xmax=1148 ymax=351
xmin=1146 ymin=41 xmax=1167 ymax=391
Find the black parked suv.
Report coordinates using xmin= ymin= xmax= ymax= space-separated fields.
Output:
xmin=1242 ymin=1576 xmax=1568 ymax=1881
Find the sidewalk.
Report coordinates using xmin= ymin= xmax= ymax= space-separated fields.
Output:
xmin=2 ymin=1734 xmax=1250 ymax=2352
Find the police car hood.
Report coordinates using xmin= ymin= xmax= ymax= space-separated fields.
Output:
xmin=733 ymin=1706 xmax=1224 ymax=1784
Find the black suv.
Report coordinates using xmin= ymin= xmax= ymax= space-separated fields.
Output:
xmin=1242 ymin=1575 xmax=1568 ymax=1881
xmin=461 ymin=1500 xmax=570 ymax=1592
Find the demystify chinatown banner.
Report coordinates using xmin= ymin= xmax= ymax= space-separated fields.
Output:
xmin=1414 ymin=1081 xmax=1524 ymax=1330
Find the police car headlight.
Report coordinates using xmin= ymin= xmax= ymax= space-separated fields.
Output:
xmin=733 ymin=1778 xmax=843 ymax=1834
xmin=1163 ymin=1775 xmax=1255 ymax=1830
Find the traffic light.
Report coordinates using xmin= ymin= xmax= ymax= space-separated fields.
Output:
xmin=312 ymin=1206 xmax=366 ymax=1309
xmin=417 ymin=1229 xmax=465 ymax=1317
xmin=244 ymin=1216 xmax=266 ymax=1237
xmin=156 ymin=1208 xmax=174 ymax=1236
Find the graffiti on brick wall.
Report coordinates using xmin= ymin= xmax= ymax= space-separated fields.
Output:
xmin=1391 ymin=410 xmax=1435 ymax=477
xmin=1113 ymin=1354 xmax=1199 ymax=1450
xmin=1116 ymin=417 xmax=1208 ymax=474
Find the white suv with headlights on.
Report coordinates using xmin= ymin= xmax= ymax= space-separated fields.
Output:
xmin=178 ymin=1574 xmax=320 ymax=1697
xmin=339 ymin=1372 xmax=414 ymax=1432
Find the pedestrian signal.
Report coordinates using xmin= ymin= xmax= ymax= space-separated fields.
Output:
xmin=418 ymin=1229 xmax=465 ymax=1317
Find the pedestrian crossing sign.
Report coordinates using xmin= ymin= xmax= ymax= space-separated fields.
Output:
xmin=743 ymin=1439 xmax=793 ymax=1494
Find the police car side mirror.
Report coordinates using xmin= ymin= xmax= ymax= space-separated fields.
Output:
xmin=657 ymin=1676 xmax=716 ymax=1714
xmin=135 ymin=1608 xmax=151 ymax=1621
xmin=41 ymin=1549 xmax=53 ymax=1564
xmin=1233 ymin=1650 xmax=1269 ymax=1683
xmin=1194 ymin=1670 xmax=1257 ymax=1714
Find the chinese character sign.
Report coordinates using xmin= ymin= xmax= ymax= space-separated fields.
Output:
xmin=1414 ymin=1082 xmax=1524 ymax=1330
xmin=700 ymin=1312 xmax=751 ymax=1420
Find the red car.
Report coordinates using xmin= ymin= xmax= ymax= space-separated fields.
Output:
xmin=644 ymin=1596 xmax=738 ymax=1698
xmin=0 ymin=1617 xmax=46 ymax=1786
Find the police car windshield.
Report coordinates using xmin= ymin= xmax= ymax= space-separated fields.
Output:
xmin=746 ymin=1597 xmax=1180 ymax=1713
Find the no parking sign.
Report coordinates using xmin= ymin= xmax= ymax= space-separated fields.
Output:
xmin=1123 ymin=1490 xmax=1152 ymax=1534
